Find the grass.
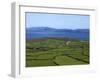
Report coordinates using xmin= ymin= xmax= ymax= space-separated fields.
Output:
xmin=26 ymin=38 xmax=89 ymax=67
xmin=53 ymin=55 xmax=86 ymax=65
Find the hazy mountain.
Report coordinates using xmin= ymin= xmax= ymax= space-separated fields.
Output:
xmin=26 ymin=27 xmax=89 ymax=40
xmin=26 ymin=27 xmax=56 ymax=31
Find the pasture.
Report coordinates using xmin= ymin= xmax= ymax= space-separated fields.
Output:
xmin=26 ymin=38 xmax=89 ymax=67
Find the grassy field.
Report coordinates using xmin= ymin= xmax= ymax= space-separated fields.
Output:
xmin=26 ymin=38 xmax=89 ymax=67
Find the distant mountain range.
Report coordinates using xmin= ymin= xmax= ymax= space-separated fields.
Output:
xmin=26 ymin=27 xmax=89 ymax=40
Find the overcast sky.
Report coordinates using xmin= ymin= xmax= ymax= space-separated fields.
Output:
xmin=26 ymin=12 xmax=90 ymax=29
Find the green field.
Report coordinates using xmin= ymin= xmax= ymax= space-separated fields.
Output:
xmin=26 ymin=38 xmax=89 ymax=67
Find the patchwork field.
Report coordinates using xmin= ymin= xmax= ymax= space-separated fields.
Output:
xmin=26 ymin=38 xmax=89 ymax=67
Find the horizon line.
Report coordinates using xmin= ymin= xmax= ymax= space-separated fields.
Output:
xmin=26 ymin=26 xmax=89 ymax=30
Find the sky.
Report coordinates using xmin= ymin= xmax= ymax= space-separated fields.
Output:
xmin=26 ymin=12 xmax=90 ymax=29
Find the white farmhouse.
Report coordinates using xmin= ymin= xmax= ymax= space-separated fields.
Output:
xmin=66 ymin=41 xmax=71 ymax=45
